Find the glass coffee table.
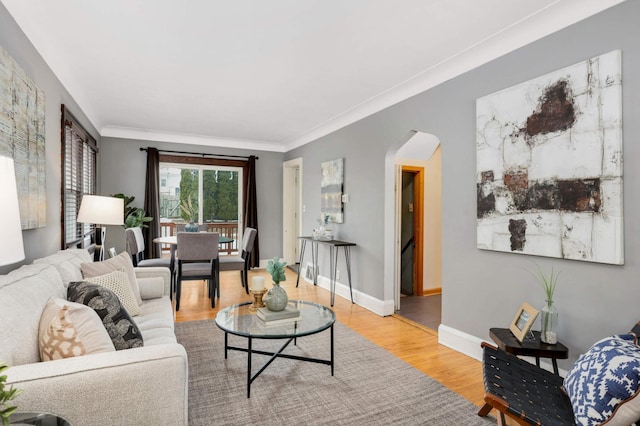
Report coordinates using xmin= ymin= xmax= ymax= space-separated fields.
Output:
xmin=215 ymin=300 xmax=335 ymax=398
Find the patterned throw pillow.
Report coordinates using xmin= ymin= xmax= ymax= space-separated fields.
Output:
xmin=67 ymin=281 xmax=143 ymax=350
xmin=39 ymin=297 xmax=115 ymax=361
xmin=563 ymin=333 xmax=640 ymax=425
xmin=85 ymin=268 xmax=140 ymax=317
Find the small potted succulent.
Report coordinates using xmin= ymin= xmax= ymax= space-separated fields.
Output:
xmin=264 ymin=257 xmax=288 ymax=311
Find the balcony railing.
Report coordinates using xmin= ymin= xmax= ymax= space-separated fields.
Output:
xmin=160 ymin=221 xmax=239 ymax=255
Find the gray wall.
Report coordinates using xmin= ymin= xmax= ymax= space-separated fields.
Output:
xmin=287 ymin=1 xmax=639 ymax=366
xmin=2 ymin=0 xmax=637 ymax=366
xmin=0 ymin=3 xmax=100 ymax=275
xmin=99 ymin=137 xmax=285 ymax=262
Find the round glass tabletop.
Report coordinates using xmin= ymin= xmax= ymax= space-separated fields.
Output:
xmin=215 ymin=300 xmax=335 ymax=339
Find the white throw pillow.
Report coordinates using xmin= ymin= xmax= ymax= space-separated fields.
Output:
xmin=81 ymin=252 xmax=143 ymax=305
xmin=85 ymin=269 xmax=141 ymax=316
xmin=39 ymin=297 xmax=115 ymax=361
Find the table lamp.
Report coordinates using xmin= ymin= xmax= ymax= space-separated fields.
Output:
xmin=77 ymin=194 xmax=124 ymax=261
xmin=0 ymin=155 xmax=25 ymax=266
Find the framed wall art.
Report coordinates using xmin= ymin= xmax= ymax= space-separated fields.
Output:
xmin=321 ymin=158 xmax=344 ymax=223
xmin=0 ymin=45 xmax=46 ymax=230
xmin=476 ymin=50 xmax=623 ymax=264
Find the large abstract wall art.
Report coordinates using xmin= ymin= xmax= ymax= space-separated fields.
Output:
xmin=0 ymin=45 xmax=46 ymax=230
xmin=476 ymin=50 xmax=623 ymax=265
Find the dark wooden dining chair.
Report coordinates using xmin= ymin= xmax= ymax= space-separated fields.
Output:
xmin=218 ymin=227 xmax=257 ymax=294
xmin=175 ymin=231 xmax=219 ymax=310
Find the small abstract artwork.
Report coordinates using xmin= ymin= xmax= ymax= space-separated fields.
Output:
xmin=476 ymin=50 xmax=623 ymax=264
xmin=0 ymin=45 xmax=46 ymax=229
xmin=321 ymin=158 xmax=344 ymax=223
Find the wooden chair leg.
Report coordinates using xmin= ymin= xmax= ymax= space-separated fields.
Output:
xmin=477 ymin=403 xmax=493 ymax=417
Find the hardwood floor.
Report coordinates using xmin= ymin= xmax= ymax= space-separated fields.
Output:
xmin=174 ymin=268 xmax=489 ymax=416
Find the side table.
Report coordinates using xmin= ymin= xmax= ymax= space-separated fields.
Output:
xmin=488 ymin=327 xmax=568 ymax=375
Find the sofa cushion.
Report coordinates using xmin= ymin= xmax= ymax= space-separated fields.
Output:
xmin=137 ymin=276 xmax=165 ymax=299
xmin=39 ymin=297 xmax=115 ymax=361
xmin=33 ymin=249 xmax=93 ymax=287
xmin=67 ymin=281 xmax=143 ymax=350
xmin=563 ymin=333 xmax=640 ymax=426
xmin=81 ymin=252 xmax=143 ymax=305
xmin=85 ymin=269 xmax=140 ymax=317
xmin=0 ymin=263 xmax=65 ymax=366
xmin=136 ymin=297 xmax=175 ymax=333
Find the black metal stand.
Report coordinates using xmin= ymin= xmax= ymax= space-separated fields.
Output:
xmin=295 ymin=237 xmax=355 ymax=306
xmin=224 ymin=325 xmax=334 ymax=398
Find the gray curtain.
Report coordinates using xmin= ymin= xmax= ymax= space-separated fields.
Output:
xmin=143 ymin=147 xmax=161 ymax=258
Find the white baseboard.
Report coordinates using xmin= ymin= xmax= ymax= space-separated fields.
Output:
xmin=300 ymin=265 xmax=393 ymax=316
xmin=438 ymin=324 xmax=569 ymax=375
xmin=438 ymin=324 xmax=487 ymax=361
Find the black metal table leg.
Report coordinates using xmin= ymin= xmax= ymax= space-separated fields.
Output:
xmin=344 ymin=246 xmax=354 ymax=303
xmin=330 ymin=245 xmax=338 ymax=306
xmin=330 ymin=324 xmax=334 ymax=376
xmin=296 ymin=240 xmax=307 ymax=287
xmin=247 ymin=337 xmax=252 ymax=398
xmin=312 ymin=241 xmax=318 ymax=285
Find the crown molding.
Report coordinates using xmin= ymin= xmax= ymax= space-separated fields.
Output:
xmin=100 ymin=126 xmax=285 ymax=153
xmin=283 ymin=0 xmax=626 ymax=152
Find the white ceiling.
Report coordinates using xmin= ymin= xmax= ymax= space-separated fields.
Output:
xmin=2 ymin=0 xmax=624 ymax=152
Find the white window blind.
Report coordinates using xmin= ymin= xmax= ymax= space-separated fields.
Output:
xmin=61 ymin=105 xmax=97 ymax=249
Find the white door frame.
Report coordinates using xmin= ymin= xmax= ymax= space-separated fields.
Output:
xmin=283 ymin=158 xmax=303 ymax=265
xmin=394 ymin=164 xmax=402 ymax=310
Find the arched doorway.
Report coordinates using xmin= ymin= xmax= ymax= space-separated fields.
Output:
xmin=384 ymin=131 xmax=442 ymax=330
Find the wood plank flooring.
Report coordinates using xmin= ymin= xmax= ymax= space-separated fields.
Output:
xmin=174 ymin=268 xmax=490 ymax=417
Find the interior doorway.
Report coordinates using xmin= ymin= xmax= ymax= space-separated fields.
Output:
xmin=391 ymin=131 xmax=442 ymax=331
xmin=283 ymin=158 xmax=303 ymax=269
xmin=400 ymin=167 xmax=423 ymax=296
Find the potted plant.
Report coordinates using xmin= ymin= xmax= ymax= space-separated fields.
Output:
xmin=264 ymin=257 xmax=288 ymax=311
xmin=0 ymin=362 xmax=21 ymax=426
xmin=180 ymin=193 xmax=199 ymax=232
xmin=531 ymin=264 xmax=560 ymax=344
xmin=112 ymin=193 xmax=153 ymax=228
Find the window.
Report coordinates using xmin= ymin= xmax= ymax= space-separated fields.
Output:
xmin=159 ymin=163 xmax=242 ymax=226
xmin=61 ymin=105 xmax=97 ymax=250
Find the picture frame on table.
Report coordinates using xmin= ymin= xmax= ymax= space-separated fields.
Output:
xmin=509 ymin=302 xmax=539 ymax=342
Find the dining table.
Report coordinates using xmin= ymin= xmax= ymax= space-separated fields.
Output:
xmin=153 ymin=235 xmax=234 ymax=246
xmin=152 ymin=234 xmax=235 ymax=263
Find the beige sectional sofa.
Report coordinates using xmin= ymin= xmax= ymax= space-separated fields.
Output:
xmin=0 ymin=249 xmax=188 ymax=425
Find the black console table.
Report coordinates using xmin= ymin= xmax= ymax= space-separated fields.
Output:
xmin=295 ymin=236 xmax=356 ymax=306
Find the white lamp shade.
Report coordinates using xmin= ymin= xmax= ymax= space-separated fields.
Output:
xmin=77 ymin=195 xmax=124 ymax=225
xmin=0 ymin=155 xmax=25 ymax=266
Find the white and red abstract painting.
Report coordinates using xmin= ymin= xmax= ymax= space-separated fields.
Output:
xmin=476 ymin=50 xmax=623 ymax=264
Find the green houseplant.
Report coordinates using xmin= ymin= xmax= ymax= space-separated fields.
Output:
xmin=112 ymin=193 xmax=153 ymax=228
xmin=530 ymin=264 xmax=560 ymax=344
xmin=264 ymin=257 xmax=288 ymax=311
xmin=179 ymin=194 xmax=199 ymax=231
xmin=0 ymin=362 xmax=22 ymax=426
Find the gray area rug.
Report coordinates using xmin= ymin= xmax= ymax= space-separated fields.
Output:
xmin=175 ymin=319 xmax=493 ymax=426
